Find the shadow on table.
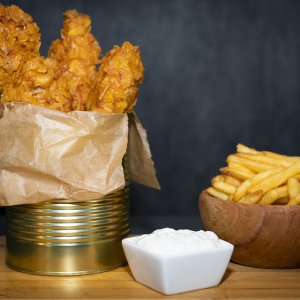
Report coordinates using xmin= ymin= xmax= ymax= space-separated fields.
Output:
xmin=221 ymin=266 xmax=234 ymax=284
xmin=0 ymin=214 xmax=5 ymax=235
xmin=124 ymin=265 xmax=134 ymax=280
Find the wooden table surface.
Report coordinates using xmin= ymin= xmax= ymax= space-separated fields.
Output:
xmin=0 ymin=237 xmax=300 ymax=299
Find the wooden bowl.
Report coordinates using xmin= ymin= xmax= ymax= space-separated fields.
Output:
xmin=199 ymin=191 xmax=300 ymax=268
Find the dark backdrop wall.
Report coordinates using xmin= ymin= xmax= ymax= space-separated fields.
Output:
xmin=1 ymin=0 xmax=300 ymax=233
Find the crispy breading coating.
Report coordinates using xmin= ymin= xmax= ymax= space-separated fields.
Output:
xmin=0 ymin=6 xmax=144 ymax=114
xmin=0 ymin=5 xmax=72 ymax=112
xmin=90 ymin=41 xmax=144 ymax=113
xmin=0 ymin=5 xmax=41 ymax=91
xmin=0 ymin=5 xmax=40 ymax=53
xmin=49 ymin=10 xmax=101 ymax=111
xmin=1 ymin=52 xmax=72 ymax=112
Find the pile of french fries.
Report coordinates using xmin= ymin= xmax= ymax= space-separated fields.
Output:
xmin=206 ymin=144 xmax=300 ymax=205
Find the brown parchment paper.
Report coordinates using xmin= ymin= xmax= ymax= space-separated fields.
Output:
xmin=0 ymin=102 xmax=159 ymax=206
xmin=128 ymin=113 xmax=160 ymax=189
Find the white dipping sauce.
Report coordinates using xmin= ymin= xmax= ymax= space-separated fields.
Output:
xmin=129 ymin=228 xmax=226 ymax=256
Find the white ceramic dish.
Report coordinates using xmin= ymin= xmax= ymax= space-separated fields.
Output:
xmin=122 ymin=236 xmax=234 ymax=295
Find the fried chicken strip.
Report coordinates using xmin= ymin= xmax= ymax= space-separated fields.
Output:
xmin=0 ymin=5 xmax=72 ymax=112
xmin=0 ymin=6 xmax=143 ymax=114
xmin=0 ymin=5 xmax=41 ymax=92
xmin=49 ymin=10 xmax=101 ymax=111
xmin=1 ymin=52 xmax=72 ymax=112
xmin=90 ymin=41 xmax=144 ymax=113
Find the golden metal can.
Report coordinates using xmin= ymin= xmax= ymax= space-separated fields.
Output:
xmin=5 ymin=157 xmax=130 ymax=275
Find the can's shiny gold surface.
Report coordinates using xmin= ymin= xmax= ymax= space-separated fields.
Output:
xmin=5 ymin=157 xmax=130 ymax=275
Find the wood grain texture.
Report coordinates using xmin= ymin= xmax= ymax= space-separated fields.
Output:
xmin=199 ymin=191 xmax=300 ymax=269
xmin=1 ymin=237 xmax=300 ymax=299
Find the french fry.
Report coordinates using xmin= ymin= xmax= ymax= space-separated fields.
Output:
xmin=238 ymin=144 xmax=300 ymax=164
xmin=248 ymin=161 xmax=300 ymax=194
xmin=224 ymin=175 xmax=241 ymax=187
xmin=227 ymin=154 xmax=273 ymax=173
xmin=211 ymin=175 xmax=224 ymax=185
xmin=212 ymin=181 xmax=236 ymax=195
xmin=232 ymin=167 xmax=283 ymax=202
xmin=228 ymin=194 xmax=234 ymax=201
xmin=232 ymin=180 xmax=253 ymax=202
xmin=220 ymin=163 xmax=255 ymax=181
xmin=211 ymin=175 xmax=241 ymax=187
xmin=258 ymin=186 xmax=288 ymax=205
xmin=237 ymin=144 xmax=259 ymax=155
xmin=228 ymin=162 xmax=255 ymax=173
xmin=274 ymin=197 xmax=289 ymax=205
xmin=206 ymin=187 xmax=228 ymax=200
xmin=208 ymin=144 xmax=300 ymax=206
xmin=239 ymin=191 xmax=263 ymax=204
xmin=220 ymin=166 xmax=254 ymax=181
xmin=236 ymin=153 xmax=291 ymax=168
xmin=263 ymin=151 xmax=300 ymax=164
xmin=287 ymin=194 xmax=300 ymax=206
xmin=287 ymin=177 xmax=300 ymax=200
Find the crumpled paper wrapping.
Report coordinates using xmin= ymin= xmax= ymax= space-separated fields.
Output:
xmin=0 ymin=102 xmax=160 ymax=206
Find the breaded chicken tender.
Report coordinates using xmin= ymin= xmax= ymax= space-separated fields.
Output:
xmin=0 ymin=5 xmax=144 ymax=114
xmin=90 ymin=41 xmax=144 ymax=113
xmin=49 ymin=10 xmax=101 ymax=111
xmin=0 ymin=5 xmax=41 ymax=91
xmin=0 ymin=5 xmax=72 ymax=112
xmin=1 ymin=52 xmax=72 ymax=112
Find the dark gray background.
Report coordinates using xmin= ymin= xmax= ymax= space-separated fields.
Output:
xmin=1 ymin=0 xmax=300 ymax=234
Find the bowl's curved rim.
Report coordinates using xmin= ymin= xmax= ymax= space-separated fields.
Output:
xmin=199 ymin=190 xmax=300 ymax=212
